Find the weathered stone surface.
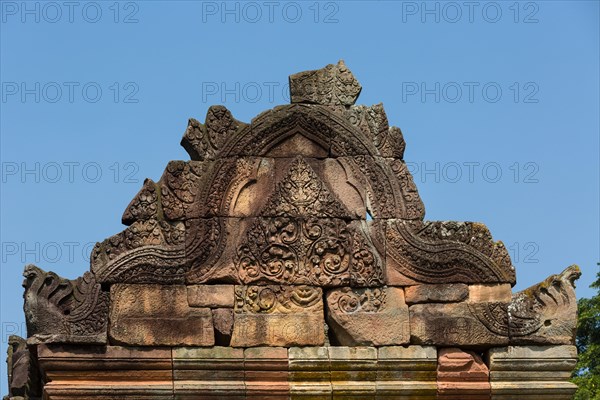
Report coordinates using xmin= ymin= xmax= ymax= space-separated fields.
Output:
xmin=405 ymin=284 xmax=469 ymax=304
xmin=488 ymin=345 xmax=578 ymax=399
xmin=121 ymin=178 xmax=159 ymax=225
xmin=38 ymin=344 xmax=174 ymax=399
xmin=508 ymin=265 xmax=580 ymax=345
xmin=343 ymin=104 xmax=406 ymax=159
xmin=23 ymin=265 xmax=108 ymax=345
xmin=231 ymin=285 xmax=324 ymax=347
xmin=181 ymin=105 xmax=248 ymax=161
xmin=289 ymin=347 xmax=332 ymax=398
xmin=187 ymin=284 xmax=235 ymax=308
xmin=326 ymin=287 xmax=409 ymax=346
xmin=377 ymin=346 xmax=437 ymax=398
xmin=173 ymin=347 xmax=245 ymax=398
xmin=212 ymin=308 xmax=234 ymax=346
xmin=244 ymin=347 xmax=289 ymax=397
xmin=259 ymin=157 xmax=367 ymax=219
xmin=5 ymin=336 xmax=41 ymax=399
xmin=468 ymin=284 xmax=512 ymax=303
xmin=109 ymin=284 xmax=214 ymax=346
xmin=437 ymin=348 xmax=491 ymax=399
xmin=354 ymin=156 xmax=425 ymax=219
xmin=329 ymin=346 xmax=377 ymax=397
xmin=410 ymin=302 xmax=509 ymax=346
xmin=289 ymin=60 xmax=361 ymax=106
xmin=385 ymin=220 xmax=516 ymax=285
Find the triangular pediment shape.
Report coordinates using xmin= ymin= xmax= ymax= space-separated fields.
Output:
xmin=263 ymin=132 xmax=329 ymax=158
xmin=260 ymin=157 xmax=350 ymax=218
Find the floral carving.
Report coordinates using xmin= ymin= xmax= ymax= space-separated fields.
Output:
xmin=234 ymin=285 xmax=322 ymax=313
xmin=328 ymin=287 xmax=387 ymax=313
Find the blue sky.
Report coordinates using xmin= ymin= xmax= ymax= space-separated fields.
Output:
xmin=0 ymin=1 xmax=598 ymax=393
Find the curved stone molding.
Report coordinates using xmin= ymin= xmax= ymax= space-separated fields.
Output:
xmin=23 ymin=265 xmax=108 ymax=344
xmin=90 ymin=218 xmax=188 ymax=284
xmin=385 ymin=219 xmax=515 ymax=285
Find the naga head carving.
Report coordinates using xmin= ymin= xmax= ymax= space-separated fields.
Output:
xmin=509 ymin=264 xmax=581 ymax=344
xmin=22 ymin=265 xmax=72 ymax=339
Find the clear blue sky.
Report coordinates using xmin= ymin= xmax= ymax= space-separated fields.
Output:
xmin=0 ymin=1 xmax=598 ymax=394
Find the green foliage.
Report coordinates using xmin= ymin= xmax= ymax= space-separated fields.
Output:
xmin=572 ymin=264 xmax=600 ymax=399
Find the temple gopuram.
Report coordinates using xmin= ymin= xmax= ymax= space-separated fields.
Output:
xmin=6 ymin=61 xmax=580 ymax=399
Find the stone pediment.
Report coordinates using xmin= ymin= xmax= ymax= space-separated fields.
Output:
xmin=8 ymin=61 xmax=580 ymax=400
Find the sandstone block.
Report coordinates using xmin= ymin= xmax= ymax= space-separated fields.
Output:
xmin=326 ymin=287 xmax=409 ymax=346
xmin=173 ymin=347 xmax=245 ymax=398
xmin=187 ymin=284 xmax=235 ymax=307
xmin=468 ymin=284 xmax=512 ymax=303
xmin=409 ymin=302 xmax=509 ymax=346
xmin=488 ymin=345 xmax=577 ymax=381
xmin=38 ymin=344 xmax=174 ymax=399
xmin=437 ymin=348 xmax=491 ymax=399
xmin=488 ymin=345 xmax=577 ymax=399
xmin=231 ymin=285 xmax=325 ymax=347
xmin=289 ymin=347 xmax=331 ymax=398
xmin=377 ymin=346 xmax=437 ymax=398
xmin=245 ymin=347 xmax=289 ymax=398
xmin=404 ymin=284 xmax=468 ymax=304
xmin=329 ymin=347 xmax=377 ymax=398
xmin=236 ymin=218 xmax=384 ymax=287
xmin=109 ymin=284 xmax=214 ymax=346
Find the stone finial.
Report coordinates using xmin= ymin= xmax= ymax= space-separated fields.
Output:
xmin=289 ymin=60 xmax=362 ymax=106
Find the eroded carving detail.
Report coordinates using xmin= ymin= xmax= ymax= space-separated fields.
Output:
xmin=91 ymin=218 xmax=187 ymax=284
xmin=289 ymin=60 xmax=361 ymax=106
xmin=234 ymin=285 xmax=322 ymax=313
xmin=386 ymin=220 xmax=515 ymax=285
xmin=508 ymin=265 xmax=580 ymax=344
xmin=344 ymin=104 xmax=405 ymax=159
xmin=4 ymin=335 xmax=41 ymax=400
xmin=160 ymin=160 xmax=207 ymax=220
xmin=237 ymin=217 xmax=351 ymax=286
xmin=23 ymin=265 xmax=108 ymax=344
xmin=181 ymin=105 xmax=248 ymax=160
xmin=122 ymin=178 xmax=159 ymax=225
xmin=261 ymin=157 xmax=348 ymax=218
xmin=328 ymin=287 xmax=387 ymax=313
